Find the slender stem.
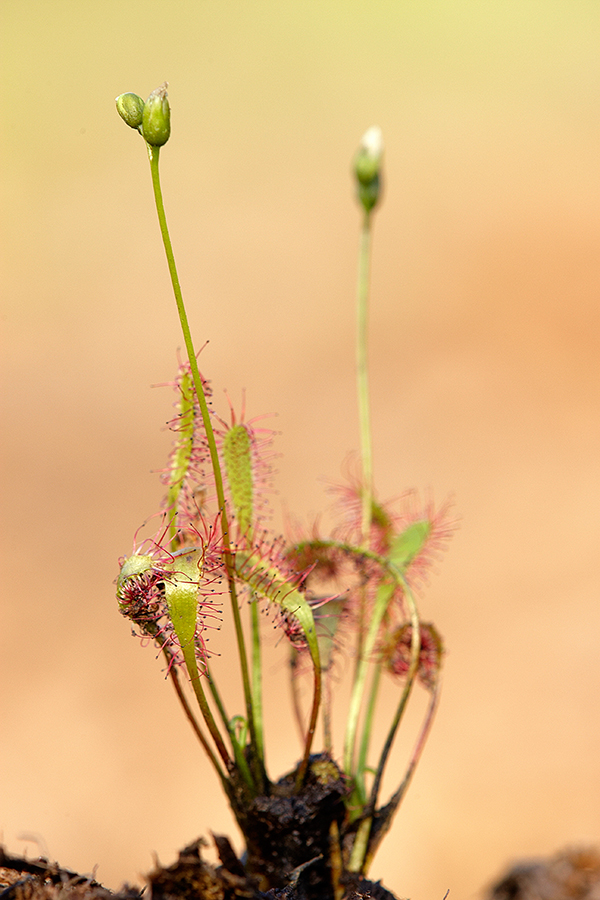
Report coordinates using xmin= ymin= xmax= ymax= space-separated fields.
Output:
xmin=356 ymin=210 xmax=374 ymax=546
xmin=366 ymin=580 xmax=421 ymax=815
xmin=290 ymin=650 xmax=307 ymax=745
xmin=295 ymin=662 xmax=322 ymax=790
xmin=362 ymin=679 xmax=441 ymax=875
xmin=250 ymin=599 xmax=265 ymax=763
xmin=179 ymin=643 xmax=232 ymax=768
xmin=146 ymin=144 xmax=262 ymax=783
xmin=205 ymin=662 xmax=231 ymax=735
xmin=165 ymin=653 xmax=228 ymax=787
xmin=347 ymin=578 xmax=421 ymax=874
xmin=204 ymin=663 xmax=255 ymax=788
xmin=354 ymin=213 xmax=374 ymax=685
xmin=322 ymin=664 xmax=333 ymax=755
xmin=343 ymin=581 xmax=394 ymax=780
xmin=143 ymin=618 xmax=232 ymax=785
xmin=355 ymin=662 xmax=382 ymax=802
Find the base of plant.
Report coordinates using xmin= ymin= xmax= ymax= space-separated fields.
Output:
xmin=148 ymin=835 xmax=398 ymax=900
xmin=196 ymin=752 xmax=399 ymax=900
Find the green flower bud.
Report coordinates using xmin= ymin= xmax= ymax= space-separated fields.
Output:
xmin=141 ymin=82 xmax=171 ymax=147
xmin=354 ymin=125 xmax=383 ymax=213
xmin=115 ymin=93 xmax=145 ymax=129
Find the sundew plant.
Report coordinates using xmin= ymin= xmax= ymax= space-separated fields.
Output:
xmin=115 ymin=84 xmax=454 ymax=899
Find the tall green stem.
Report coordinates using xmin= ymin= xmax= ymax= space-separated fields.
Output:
xmin=146 ymin=144 xmax=263 ymax=787
xmin=355 ymin=663 xmax=382 ymax=803
xmin=343 ymin=580 xmax=393 ymax=780
xmin=348 ymin=578 xmax=421 ymax=874
xmin=250 ymin=599 xmax=265 ymax=763
xmin=354 ymin=211 xmax=374 ymax=680
xmin=357 ymin=210 xmax=374 ymax=547
xmin=362 ymin=679 xmax=441 ymax=875
xmin=204 ymin=662 xmax=255 ymax=789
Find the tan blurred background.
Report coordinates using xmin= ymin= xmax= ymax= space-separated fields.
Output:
xmin=2 ymin=2 xmax=600 ymax=898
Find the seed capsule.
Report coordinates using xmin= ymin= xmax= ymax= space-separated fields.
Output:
xmin=141 ymin=83 xmax=171 ymax=147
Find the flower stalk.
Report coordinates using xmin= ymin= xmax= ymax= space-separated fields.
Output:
xmin=146 ymin=132 xmax=264 ymax=792
xmin=356 ymin=211 xmax=374 ymax=547
xmin=354 ymin=125 xmax=383 ymax=546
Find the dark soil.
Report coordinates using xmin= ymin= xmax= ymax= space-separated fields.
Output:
xmin=0 ymin=841 xmax=398 ymax=900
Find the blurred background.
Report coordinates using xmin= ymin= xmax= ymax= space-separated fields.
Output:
xmin=2 ymin=2 xmax=600 ymax=898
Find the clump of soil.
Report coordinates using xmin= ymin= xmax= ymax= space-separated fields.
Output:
xmin=148 ymin=836 xmax=397 ymax=900
xmin=486 ymin=847 xmax=600 ymax=900
xmin=0 ymin=847 xmax=140 ymax=900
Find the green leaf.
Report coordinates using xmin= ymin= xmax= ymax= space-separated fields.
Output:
xmin=164 ymin=548 xmax=204 ymax=651
xmin=223 ymin=424 xmax=253 ymax=534
xmin=388 ymin=521 xmax=430 ymax=571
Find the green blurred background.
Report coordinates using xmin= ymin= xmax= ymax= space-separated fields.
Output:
xmin=2 ymin=1 xmax=600 ymax=897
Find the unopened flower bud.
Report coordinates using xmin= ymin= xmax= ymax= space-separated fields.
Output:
xmin=115 ymin=93 xmax=145 ymax=129
xmin=354 ymin=125 xmax=383 ymax=212
xmin=141 ymin=83 xmax=171 ymax=147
